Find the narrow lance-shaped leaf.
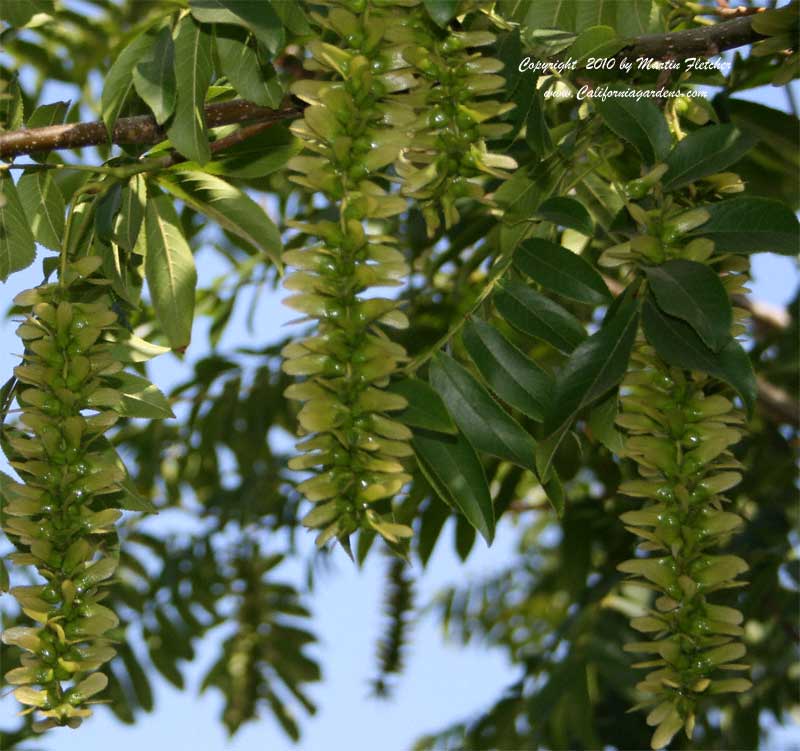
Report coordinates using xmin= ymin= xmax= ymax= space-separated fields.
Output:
xmin=215 ymin=25 xmax=283 ymax=108
xmin=645 ymin=260 xmax=732 ymax=352
xmin=190 ymin=0 xmax=284 ymax=54
xmin=386 ymin=378 xmax=456 ymax=434
xmin=540 ymin=291 xmax=640 ymax=477
xmin=0 ymin=174 xmax=36 ymax=281
xmin=133 ymin=25 xmax=177 ymax=125
xmin=0 ymin=0 xmax=55 ymax=27
xmin=157 ymin=171 xmax=282 ymax=269
xmin=17 ymin=170 xmax=65 ymax=252
xmin=167 ymin=15 xmax=213 ymax=165
xmin=412 ymin=429 xmax=495 ymax=544
xmin=26 ymin=101 xmax=69 ymax=162
xmin=144 ymin=194 xmax=198 ymax=350
xmin=566 ymin=25 xmax=624 ymax=63
xmin=424 ymin=0 xmax=459 ymax=27
xmin=176 ymin=126 xmax=300 ymax=180
xmin=535 ymin=196 xmax=593 ymax=237
xmin=101 ymin=31 xmax=155 ymax=136
xmin=663 ymin=124 xmax=756 ymax=190
xmin=514 ymin=238 xmax=611 ymax=305
xmin=495 ymin=279 xmax=586 ymax=354
xmin=115 ymin=174 xmax=147 ymax=252
xmin=268 ymin=0 xmax=310 ymax=35
xmin=596 ymin=90 xmax=672 ymax=164
xmin=462 ymin=317 xmax=552 ymax=422
xmin=112 ymin=372 xmax=175 ymax=419
xmin=430 ymin=352 xmax=537 ymax=472
xmin=688 ymin=196 xmax=800 ymax=255
xmin=641 ymin=295 xmax=756 ymax=416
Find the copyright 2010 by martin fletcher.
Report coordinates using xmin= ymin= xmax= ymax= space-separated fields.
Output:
xmin=519 ymin=55 xmax=728 ymax=100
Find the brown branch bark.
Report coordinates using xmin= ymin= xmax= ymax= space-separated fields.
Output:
xmin=756 ymin=376 xmax=800 ymax=428
xmin=734 ymin=294 xmax=791 ymax=331
xmin=0 ymin=99 xmax=301 ymax=159
xmin=619 ymin=14 xmax=767 ymax=60
xmin=0 ymin=15 xmax=771 ymax=159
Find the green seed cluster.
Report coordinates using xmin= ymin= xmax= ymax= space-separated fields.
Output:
xmin=1 ymin=257 xmax=130 ymax=731
xmin=606 ymin=172 xmax=753 ymax=749
xmin=617 ymin=353 xmax=751 ymax=749
xmin=398 ymin=22 xmax=516 ymax=235
xmin=283 ymin=0 xmax=422 ymax=551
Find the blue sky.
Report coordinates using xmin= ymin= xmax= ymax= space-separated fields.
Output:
xmin=0 ymin=58 xmax=797 ymax=751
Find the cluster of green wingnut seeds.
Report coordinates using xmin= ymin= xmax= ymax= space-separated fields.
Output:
xmin=1 ymin=258 xmax=130 ymax=730
xmin=283 ymin=0 xmax=513 ymax=550
xmin=607 ymin=172 xmax=753 ymax=749
xmin=396 ymin=13 xmax=516 ymax=234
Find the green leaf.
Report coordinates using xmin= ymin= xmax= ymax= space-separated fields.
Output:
xmin=689 ymin=196 xmax=800 ymax=255
xmin=178 ymin=125 xmax=299 ymax=179
xmin=268 ymin=0 xmax=310 ymax=35
xmin=26 ymin=101 xmax=69 ymax=161
xmin=462 ymin=317 xmax=552 ymax=422
xmin=566 ymin=25 xmax=624 ymax=63
xmin=118 ymin=642 xmax=154 ymax=712
xmin=157 ymin=171 xmax=282 ymax=269
xmin=613 ymin=0 xmax=659 ymax=36
xmin=133 ymin=25 xmax=177 ymax=125
xmin=495 ymin=279 xmax=586 ymax=354
xmin=430 ymin=352 xmax=537 ymax=472
xmin=588 ymin=390 xmax=625 ymax=453
xmin=144 ymin=194 xmax=198 ymax=350
xmin=386 ymin=378 xmax=456 ymax=434
xmin=596 ymin=90 xmax=672 ymax=164
xmin=190 ymin=0 xmax=284 ymax=54
xmin=113 ymin=372 xmax=175 ymax=419
xmin=645 ymin=260 xmax=732 ymax=352
xmin=454 ymin=512 xmax=476 ymax=561
xmin=424 ymin=0 xmax=459 ymax=27
xmin=27 ymin=99 xmax=69 ymax=128
xmin=413 ymin=429 xmax=495 ymax=544
xmin=108 ymin=330 xmax=170 ymax=363
xmin=535 ymin=196 xmax=593 ymax=236
xmin=642 ymin=296 xmax=757 ymax=415
xmin=494 ymin=153 xmax=568 ymax=224
xmin=0 ymin=174 xmax=36 ymax=281
xmin=116 ymin=174 xmax=147 ymax=252
xmin=540 ymin=292 xmax=640 ymax=476
xmin=166 ymin=15 xmax=213 ymax=164
xmin=95 ymin=182 xmax=123 ymax=242
xmin=215 ymin=25 xmax=283 ymax=108
xmin=0 ymin=73 xmax=23 ymax=132
xmin=17 ymin=170 xmax=65 ymax=252
xmin=0 ymin=0 xmax=54 ymax=28
xmin=514 ymin=238 xmax=610 ymax=305
xmin=522 ymin=0 xmax=577 ymax=30
xmin=663 ymin=125 xmax=756 ymax=190
xmin=101 ymin=31 xmax=155 ymax=136
xmin=542 ymin=469 xmax=565 ymax=517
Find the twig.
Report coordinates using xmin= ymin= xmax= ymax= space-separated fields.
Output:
xmin=0 ymin=99 xmax=301 ymax=159
xmin=0 ymin=15 xmax=772 ymax=160
xmin=618 ymin=13 xmax=767 ymax=61
xmin=756 ymin=376 xmax=800 ymax=428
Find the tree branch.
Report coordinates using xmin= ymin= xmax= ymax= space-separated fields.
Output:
xmin=756 ymin=376 xmax=799 ymax=428
xmin=0 ymin=14 xmax=772 ymax=160
xmin=619 ymin=14 xmax=767 ymax=60
xmin=0 ymin=99 xmax=301 ymax=159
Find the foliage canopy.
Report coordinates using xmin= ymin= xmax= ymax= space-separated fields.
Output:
xmin=0 ymin=1 xmax=798 ymax=749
